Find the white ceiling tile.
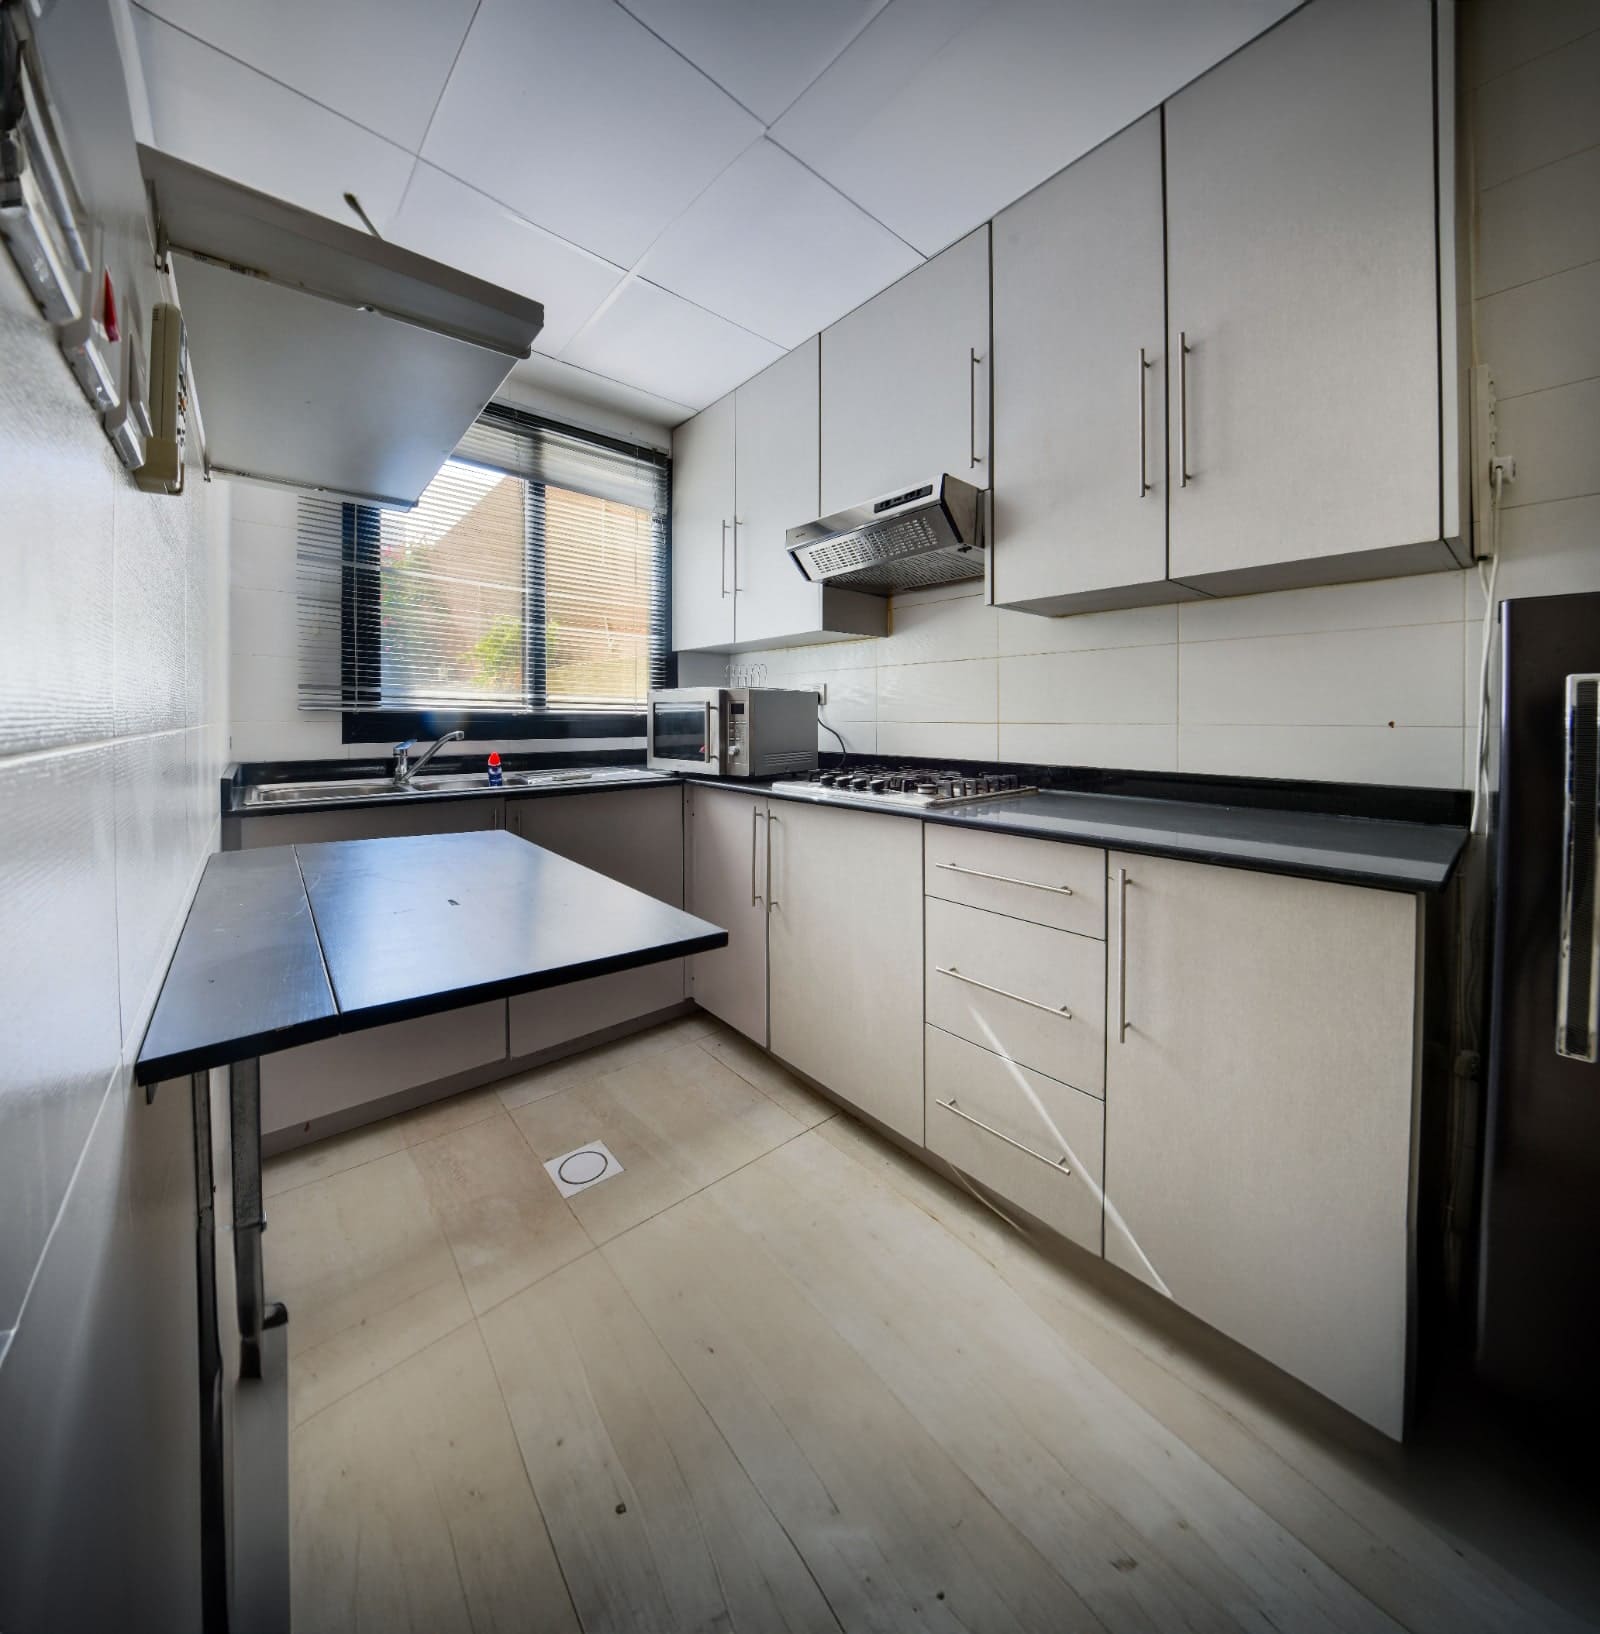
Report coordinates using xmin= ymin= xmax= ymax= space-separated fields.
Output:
xmin=388 ymin=165 xmax=625 ymax=355
xmin=774 ymin=0 xmax=1299 ymax=255
xmin=637 ymin=140 xmax=920 ymax=349
xmin=617 ymin=0 xmax=889 ymax=124
xmin=422 ymin=0 xmax=763 ymax=267
xmin=560 ymin=278 xmax=782 ymax=411
xmin=133 ymin=10 xmax=415 ymax=230
xmin=500 ymin=354 xmax=690 ymax=439
xmin=132 ymin=0 xmax=478 ymax=151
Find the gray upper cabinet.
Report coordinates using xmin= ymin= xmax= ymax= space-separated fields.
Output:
xmin=992 ymin=112 xmax=1187 ymax=615
xmin=673 ymin=339 xmax=885 ymax=653
xmin=820 ymin=227 xmax=991 ymax=514
xmin=1164 ymin=0 xmax=1463 ymax=592
xmin=671 ymin=393 xmax=737 ymax=652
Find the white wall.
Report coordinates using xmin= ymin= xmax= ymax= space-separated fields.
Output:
xmin=737 ymin=0 xmax=1600 ymax=790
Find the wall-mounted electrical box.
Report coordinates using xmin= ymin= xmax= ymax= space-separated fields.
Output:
xmin=134 ymin=300 xmax=186 ymax=493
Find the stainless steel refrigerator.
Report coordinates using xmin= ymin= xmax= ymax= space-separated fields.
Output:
xmin=1478 ymin=591 xmax=1600 ymax=1416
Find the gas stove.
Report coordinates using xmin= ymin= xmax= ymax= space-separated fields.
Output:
xmin=768 ymin=765 xmax=1037 ymax=809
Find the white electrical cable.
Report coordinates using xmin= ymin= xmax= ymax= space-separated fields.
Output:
xmin=1467 ymin=465 xmax=1505 ymax=836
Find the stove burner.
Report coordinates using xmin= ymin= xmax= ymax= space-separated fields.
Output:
xmin=770 ymin=765 xmax=1036 ymax=810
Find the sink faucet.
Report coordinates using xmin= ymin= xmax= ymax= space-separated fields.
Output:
xmin=392 ymin=729 xmax=465 ymax=786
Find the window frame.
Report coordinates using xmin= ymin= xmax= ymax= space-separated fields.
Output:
xmin=337 ymin=415 xmax=674 ymax=744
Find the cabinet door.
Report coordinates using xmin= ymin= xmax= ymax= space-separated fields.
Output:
xmin=236 ymin=797 xmax=500 ymax=847
xmin=684 ymin=786 xmax=769 ymax=1043
xmin=671 ymin=393 xmax=736 ymax=651
xmin=768 ymin=802 xmax=924 ymax=1143
xmin=1104 ymin=851 xmax=1420 ymax=1436
xmin=1165 ymin=0 xmax=1442 ymax=588
xmin=506 ymin=786 xmax=685 ymax=1056
xmin=733 ymin=339 xmax=820 ymax=647
xmin=992 ymin=112 xmax=1175 ymax=613
xmin=821 ymin=228 xmax=990 ymax=513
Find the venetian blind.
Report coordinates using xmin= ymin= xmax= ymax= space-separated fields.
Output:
xmin=298 ymin=405 xmax=670 ymax=715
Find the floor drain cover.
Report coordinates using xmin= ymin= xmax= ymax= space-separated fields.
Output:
xmin=545 ymin=1141 xmax=624 ymax=1198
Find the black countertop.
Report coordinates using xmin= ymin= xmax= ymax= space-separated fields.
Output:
xmin=135 ymin=831 xmax=727 ymax=1085
xmin=222 ymin=757 xmax=1468 ymax=895
xmin=685 ymin=777 xmax=1468 ymax=893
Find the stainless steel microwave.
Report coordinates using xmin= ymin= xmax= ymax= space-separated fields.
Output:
xmin=646 ymin=687 xmax=819 ymax=778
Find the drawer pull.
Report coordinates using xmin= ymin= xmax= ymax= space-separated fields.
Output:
xmin=936 ymin=1097 xmax=1070 ymax=1174
xmin=935 ymin=861 xmax=1073 ymax=895
xmin=935 ymin=965 xmax=1071 ymax=1019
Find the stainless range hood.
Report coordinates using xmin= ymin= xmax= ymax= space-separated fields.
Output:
xmin=139 ymin=147 xmax=545 ymax=507
xmin=786 ymin=474 xmax=986 ymax=596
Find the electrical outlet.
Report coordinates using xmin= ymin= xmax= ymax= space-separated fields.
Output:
xmin=815 ymin=681 xmax=827 ymax=705
xmin=1469 ymin=364 xmax=1498 ymax=560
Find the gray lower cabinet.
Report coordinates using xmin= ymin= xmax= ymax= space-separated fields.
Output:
xmin=251 ymin=795 xmax=507 ymax=1135
xmin=767 ymin=801 xmax=925 ymax=1144
xmin=684 ymin=784 xmax=769 ymax=1043
xmin=926 ymin=1028 xmax=1104 ymax=1259
xmin=1103 ymin=850 xmax=1422 ymax=1437
xmin=504 ymin=785 xmax=686 ymax=1056
xmin=232 ymin=796 xmax=502 ymax=848
xmin=261 ymin=1002 xmax=507 ymax=1138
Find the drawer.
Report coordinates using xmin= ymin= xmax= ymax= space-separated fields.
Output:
xmin=925 ymin=825 xmax=1105 ymax=937
xmin=925 ymin=896 xmax=1105 ymax=1095
xmin=926 ymin=1027 xmax=1103 ymax=1257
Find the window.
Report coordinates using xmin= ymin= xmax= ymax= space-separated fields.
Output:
xmin=297 ymin=406 xmax=671 ymax=739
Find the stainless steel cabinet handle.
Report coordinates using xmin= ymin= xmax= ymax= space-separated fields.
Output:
xmin=1137 ymin=346 xmax=1151 ymax=498
xmin=732 ymin=517 xmax=744 ymax=593
xmin=935 ymin=860 xmax=1073 ymax=895
xmin=720 ymin=520 xmax=730 ymax=596
xmin=1115 ymin=866 xmax=1129 ymax=1043
xmin=936 ymin=1098 xmax=1070 ymax=1174
xmin=751 ymin=802 xmax=762 ymax=907
xmin=935 ymin=965 xmax=1070 ymax=1019
xmin=1178 ymin=332 xmax=1192 ymax=488
xmin=969 ymin=348 xmax=982 ymax=468
xmin=766 ymin=810 xmax=778 ymax=910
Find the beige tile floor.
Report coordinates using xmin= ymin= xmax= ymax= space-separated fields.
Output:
xmin=266 ymin=1011 xmax=1600 ymax=1634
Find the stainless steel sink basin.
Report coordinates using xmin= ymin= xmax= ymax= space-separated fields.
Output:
xmin=243 ymin=779 xmax=404 ymax=806
xmin=240 ymin=764 xmax=667 ymax=807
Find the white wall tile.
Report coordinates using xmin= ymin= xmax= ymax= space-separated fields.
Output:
xmin=877 ymin=721 xmax=997 ymax=761
xmin=1000 ymin=645 xmax=1177 ymax=725
xmin=1179 ymin=625 xmax=1465 ymax=728
xmin=1000 ymin=723 xmax=1178 ymax=773
xmin=1178 ymin=725 xmax=1468 ymax=789
xmin=996 ymin=602 xmax=1176 ymax=657
xmin=1495 ymin=376 xmax=1600 ymax=506
xmin=1475 ymin=145 xmax=1600 ymax=295
xmin=227 ymin=484 xmax=301 ymax=529
xmin=1475 ymin=258 xmax=1600 ymax=399
xmin=228 ymin=520 xmax=299 ymax=595
xmin=228 ymin=714 xmax=345 ymax=763
xmin=229 ymin=586 xmax=298 ymax=659
xmin=1471 ymin=26 xmax=1600 ymax=187
xmin=878 ymin=591 xmax=995 ymax=666
xmin=1177 ymin=573 xmax=1465 ymax=644
xmin=1464 ymin=0 xmax=1600 ymax=86
xmin=1490 ymin=494 xmax=1600 ymax=601
xmin=877 ymin=658 xmax=995 ymax=722
xmin=808 ymin=666 xmax=877 ymax=720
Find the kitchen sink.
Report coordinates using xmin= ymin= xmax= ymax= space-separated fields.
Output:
xmin=241 ymin=765 xmax=668 ymax=807
xmin=243 ymin=779 xmax=405 ymax=806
